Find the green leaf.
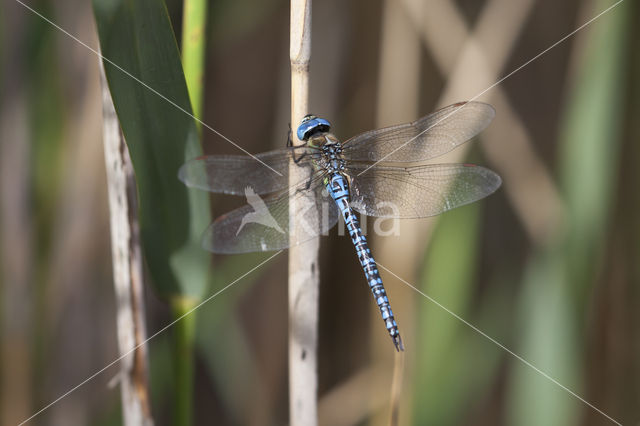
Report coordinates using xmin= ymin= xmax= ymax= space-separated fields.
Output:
xmin=507 ymin=1 xmax=630 ymax=424
xmin=557 ymin=0 xmax=629 ymax=306
xmin=93 ymin=0 xmax=210 ymax=300
xmin=181 ymin=0 xmax=208 ymax=122
xmin=414 ymin=204 xmax=502 ymax=424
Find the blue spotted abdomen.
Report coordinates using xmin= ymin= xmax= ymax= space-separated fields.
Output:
xmin=325 ymin=173 xmax=404 ymax=351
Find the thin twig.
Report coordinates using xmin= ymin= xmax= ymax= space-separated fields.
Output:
xmin=289 ymin=1 xmax=318 ymax=426
xmin=100 ymin=59 xmax=153 ymax=426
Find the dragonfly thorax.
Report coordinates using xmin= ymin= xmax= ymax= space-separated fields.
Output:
xmin=313 ymin=134 xmax=346 ymax=173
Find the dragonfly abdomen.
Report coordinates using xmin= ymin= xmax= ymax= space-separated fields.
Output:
xmin=326 ymin=173 xmax=404 ymax=351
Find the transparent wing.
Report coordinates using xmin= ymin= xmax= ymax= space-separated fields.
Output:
xmin=202 ymin=175 xmax=339 ymax=253
xmin=348 ymin=163 xmax=501 ymax=218
xmin=178 ymin=148 xmax=315 ymax=195
xmin=342 ymin=102 xmax=495 ymax=163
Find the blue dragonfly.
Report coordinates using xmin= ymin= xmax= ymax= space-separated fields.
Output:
xmin=179 ymin=101 xmax=501 ymax=351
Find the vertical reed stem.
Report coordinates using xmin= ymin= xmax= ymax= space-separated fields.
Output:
xmin=181 ymin=0 xmax=208 ymax=122
xmin=100 ymin=60 xmax=154 ymax=426
xmin=174 ymin=3 xmax=208 ymax=424
xmin=170 ymin=298 xmax=197 ymax=426
xmin=289 ymin=1 xmax=318 ymax=425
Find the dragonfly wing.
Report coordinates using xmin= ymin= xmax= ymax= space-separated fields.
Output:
xmin=348 ymin=164 xmax=501 ymax=218
xmin=202 ymin=175 xmax=339 ymax=253
xmin=178 ymin=148 xmax=315 ymax=195
xmin=342 ymin=102 xmax=495 ymax=163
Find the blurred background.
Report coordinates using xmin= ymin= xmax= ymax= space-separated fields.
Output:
xmin=1 ymin=0 xmax=638 ymax=425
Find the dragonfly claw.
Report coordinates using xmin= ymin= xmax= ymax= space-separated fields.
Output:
xmin=393 ymin=334 xmax=405 ymax=352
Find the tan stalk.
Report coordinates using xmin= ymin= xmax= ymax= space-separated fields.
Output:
xmin=99 ymin=61 xmax=153 ymax=426
xmin=405 ymin=0 xmax=562 ymax=244
xmin=289 ymin=1 xmax=318 ymax=426
xmin=370 ymin=2 xmax=423 ymax=425
xmin=371 ymin=0 xmax=542 ymax=423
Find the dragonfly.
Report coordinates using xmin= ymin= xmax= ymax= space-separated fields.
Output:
xmin=179 ymin=101 xmax=501 ymax=351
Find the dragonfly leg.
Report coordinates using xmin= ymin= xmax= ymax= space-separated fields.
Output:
xmin=286 ymin=123 xmax=293 ymax=147
xmin=290 ymin=146 xmax=309 ymax=164
xmin=286 ymin=126 xmax=314 ymax=164
xmin=291 ymin=171 xmax=315 ymax=194
xmin=304 ymin=174 xmax=313 ymax=190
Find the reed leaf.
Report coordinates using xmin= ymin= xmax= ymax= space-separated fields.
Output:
xmin=93 ymin=0 xmax=210 ymax=301
xmin=508 ymin=1 xmax=629 ymax=424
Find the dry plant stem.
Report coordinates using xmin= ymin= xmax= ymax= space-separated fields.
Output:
xmin=100 ymin=62 xmax=153 ymax=426
xmin=371 ymin=0 xmax=538 ymax=422
xmin=318 ymin=366 xmax=390 ymax=426
xmin=369 ymin=2 xmax=422 ymax=423
xmin=289 ymin=1 xmax=318 ymax=426
xmin=372 ymin=0 xmax=424 ymax=378
xmin=405 ymin=0 xmax=562 ymax=244
xmin=371 ymin=3 xmax=425 ymax=424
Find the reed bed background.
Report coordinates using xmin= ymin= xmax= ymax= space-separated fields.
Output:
xmin=1 ymin=0 xmax=638 ymax=425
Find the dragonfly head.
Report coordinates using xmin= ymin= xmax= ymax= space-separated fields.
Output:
xmin=297 ymin=114 xmax=331 ymax=141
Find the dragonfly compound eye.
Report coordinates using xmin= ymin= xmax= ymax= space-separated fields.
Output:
xmin=296 ymin=116 xmax=332 ymax=141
